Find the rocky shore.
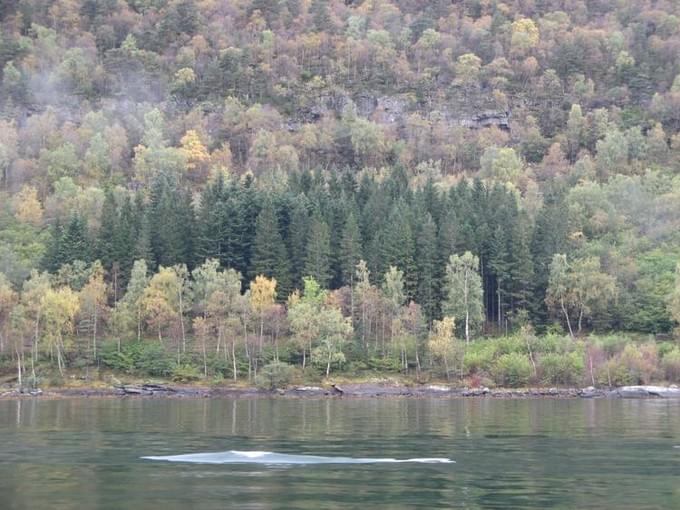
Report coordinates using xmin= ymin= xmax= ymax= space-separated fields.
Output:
xmin=1 ymin=383 xmax=679 ymax=400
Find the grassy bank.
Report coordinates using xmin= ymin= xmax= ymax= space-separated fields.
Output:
xmin=2 ymin=333 xmax=679 ymax=392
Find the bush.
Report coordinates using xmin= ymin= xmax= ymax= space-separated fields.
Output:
xmin=598 ymin=358 xmax=634 ymax=387
xmin=133 ymin=343 xmax=175 ymax=377
xmin=495 ymin=336 xmax=526 ymax=356
xmin=592 ymin=335 xmax=633 ymax=357
xmin=171 ymin=364 xmax=201 ymax=382
xmin=366 ymin=356 xmax=402 ymax=372
xmin=208 ymin=356 xmax=231 ymax=378
xmin=492 ymin=353 xmax=533 ymax=387
xmin=463 ymin=342 xmax=496 ymax=375
xmin=533 ymin=333 xmax=571 ymax=354
xmin=256 ymin=361 xmax=295 ymax=390
xmin=598 ymin=343 xmax=659 ymax=386
xmin=100 ymin=342 xmax=175 ymax=377
xmin=100 ymin=342 xmax=136 ymax=373
xmin=661 ymin=348 xmax=680 ymax=382
xmin=539 ymin=352 xmax=584 ymax=386
xmin=619 ymin=343 xmax=659 ymax=384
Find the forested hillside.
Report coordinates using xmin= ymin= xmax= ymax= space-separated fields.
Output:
xmin=1 ymin=0 xmax=680 ymax=387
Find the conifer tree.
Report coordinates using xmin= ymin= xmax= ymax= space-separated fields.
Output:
xmin=44 ymin=219 xmax=64 ymax=273
xmin=531 ymin=191 xmax=569 ymax=322
xmin=251 ymin=201 xmax=291 ymax=297
xmin=287 ymin=197 xmax=310 ymax=290
xmin=97 ymin=189 xmax=117 ymax=271
xmin=195 ymin=174 xmax=228 ymax=264
xmin=115 ymin=195 xmax=136 ymax=280
xmin=303 ymin=213 xmax=332 ymax=288
xmin=416 ymin=213 xmax=439 ymax=323
xmin=134 ymin=210 xmax=154 ymax=268
xmin=59 ymin=214 xmax=91 ymax=267
xmin=507 ymin=213 xmax=535 ymax=315
xmin=489 ymin=224 xmax=510 ymax=328
xmin=237 ymin=174 xmax=260 ymax=276
xmin=380 ymin=203 xmax=417 ymax=298
xmin=339 ymin=210 xmax=362 ymax=288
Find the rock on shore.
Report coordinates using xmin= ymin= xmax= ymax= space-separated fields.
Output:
xmin=614 ymin=385 xmax=680 ymax=398
xmin=2 ymin=383 xmax=680 ymax=399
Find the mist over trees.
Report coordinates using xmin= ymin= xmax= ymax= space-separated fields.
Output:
xmin=0 ymin=1 xmax=680 ymax=385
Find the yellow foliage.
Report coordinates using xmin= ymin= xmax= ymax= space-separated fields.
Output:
xmin=511 ymin=18 xmax=540 ymax=55
xmin=180 ymin=129 xmax=210 ymax=171
xmin=427 ymin=316 xmax=457 ymax=377
xmin=13 ymin=186 xmax=44 ymax=226
xmin=250 ymin=275 xmax=277 ymax=312
xmin=174 ymin=67 xmax=196 ymax=86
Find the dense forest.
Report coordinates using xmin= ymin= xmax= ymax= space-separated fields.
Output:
xmin=1 ymin=0 xmax=680 ymax=388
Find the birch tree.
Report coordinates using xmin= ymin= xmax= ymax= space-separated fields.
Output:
xmin=443 ymin=252 xmax=484 ymax=344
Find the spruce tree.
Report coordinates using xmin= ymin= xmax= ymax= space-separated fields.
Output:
xmin=115 ymin=195 xmax=136 ymax=280
xmin=339 ymin=210 xmax=362 ymax=288
xmin=250 ymin=200 xmax=291 ymax=297
xmin=416 ymin=213 xmax=439 ymax=323
xmin=508 ymin=213 xmax=535 ymax=314
xmin=237 ymin=174 xmax=260 ymax=276
xmin=148 ymin=176 xmax=195 ymax=269
xmin=287 ymin=197 xmax=310 ymax=290
xmin=97 ymin=189 xmax=118 ymax=271
xmin=195 ymin=174 xmax=228 ymax=264
xmin=134 ymin=210 xmax=154 ymax=268
xmin=488 ymin=224 xmax=510 ymax=328
xmin=303 ymin=213 xmax=332 ymax=288
xmin=59 ymin=214 xmax=91 ymax=267
xmin=531 ymin=191 xmax=569 ymax=323
xmin=44 ymin=219 xmax=64 ymax=272
xmin=223 ymin=190 xmax=246 ymax=273
xmin=437 ymin=206 xmax=459 ymax=268
xmin=380 ymin=203 xmax=417 ymax=298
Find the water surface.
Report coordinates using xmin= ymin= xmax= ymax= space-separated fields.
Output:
xmin=0 ymin=397 xmax=679 ymax=509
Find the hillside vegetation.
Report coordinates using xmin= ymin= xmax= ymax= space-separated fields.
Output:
xmin=0 ymin=0 xmax=679 ymax=387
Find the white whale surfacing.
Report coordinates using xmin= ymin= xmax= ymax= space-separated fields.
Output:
xmin=142 ymin=450 xmax=454 ymax=465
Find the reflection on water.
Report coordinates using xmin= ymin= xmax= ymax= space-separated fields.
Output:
xmin=1 ymin=398 xmax=679 ymax=509
xmin=143 ymin=450 xmax=454 ymax=464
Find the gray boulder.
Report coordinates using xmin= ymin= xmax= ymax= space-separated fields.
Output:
xmin=616 ymin=385 xmax=680 ymax=398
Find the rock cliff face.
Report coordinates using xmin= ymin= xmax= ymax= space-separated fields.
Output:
xmin=295 ymin=90 xmax=510 ymax=132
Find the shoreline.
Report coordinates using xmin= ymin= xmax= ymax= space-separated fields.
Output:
xmin=1 ymin=383 xmax=679 ymax=400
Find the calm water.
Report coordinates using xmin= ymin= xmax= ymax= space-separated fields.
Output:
xmin=1 ymin=397 xmax=679 ymax=509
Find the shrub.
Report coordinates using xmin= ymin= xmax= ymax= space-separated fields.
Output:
xmin=533 ymin=333 xmax=571 ymax=354
xmin=133 ymin=343 xmax=175 ymax=377
xmin=463 ymin=342 xmax=496 ymax=375
xmin=171 ymin=364 xmax=201 ymax=382
xmin=598 ymin=343 xmax=659 ymax=386
xmin=492 ymin=353 xmax=533 ymax=387
xmin=592 ymin=335 xmax=632 ymax=357
xmin=661 ymin=348 xmax=680 ymax=382
xmin=256 ymin=361 xmax=295 ymax=390
xmin=539 ymin=352 xmax=584 ymax=386
xmin=495 ymin=336 xmax=526 ymax=356
xmin=598 ymin=358 xmax=634 ymax=386
xmin=101 ymin=341 xmax=176 ymax=377
xmin=207 ymin=356 xmax=231 ymax=378
xmin=366 ymin=356 xmax=402 ymax=372
xmin=100 ymin=342 xmax=137 ymax=373
xmin=619 ymin=343 xmax=659 ymax=384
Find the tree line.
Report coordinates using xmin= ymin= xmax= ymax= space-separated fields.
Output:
xmin=1 ymin=169 xmax=680 ymax=386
